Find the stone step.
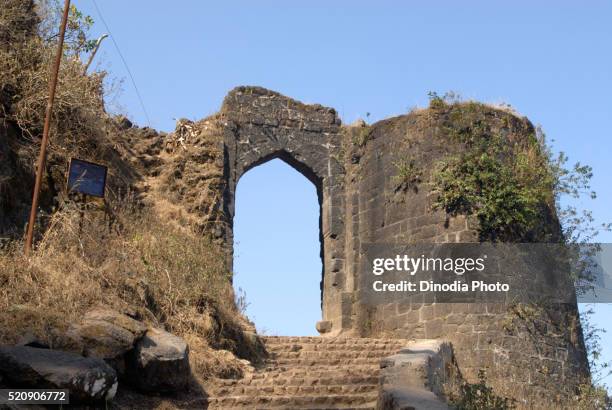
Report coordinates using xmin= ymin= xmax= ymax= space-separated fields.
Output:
xmin=269 ymin=349 xmax=395 ymax=360
xmin=205 ymin=336 xmax=396 ymax=409
xmin=206 ymin=392 xmax=378 ymax=409
xmin=211 ymin=383 xmax=378 ymax=397
xmin=257 ymin=364 xmax=381 ymax=376
xmin=244 ymin=365 xmax=382 ymax=380
xmin=261 ymin=336 xmax=408 ymax=346
xmin=214 ymin=374 xmax=379 ymax=388
xmin=266 ymin=343 xmax=406 ymax=354
xmin=273 ymin=357 xmax=382 ymax=366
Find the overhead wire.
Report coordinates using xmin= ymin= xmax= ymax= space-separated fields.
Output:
xmin=91 ymin=0 xmax=152 ymax=127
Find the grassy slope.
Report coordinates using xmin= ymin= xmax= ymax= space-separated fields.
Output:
xmin=0 ymin=1 xmax=260 ymax=389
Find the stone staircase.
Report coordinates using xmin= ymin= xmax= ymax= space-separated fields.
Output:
xmin=205 ymin=336 xmax=410 ymax=409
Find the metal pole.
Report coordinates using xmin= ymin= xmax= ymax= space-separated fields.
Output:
xmin=83 ymin=33 xmax=108 ymax=74
xmin=24 ymin=0 xmax=71 ymax=256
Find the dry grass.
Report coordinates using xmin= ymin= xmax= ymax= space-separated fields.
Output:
xmin=1 ymin=0 xmax=107 ymax=151
xmin=0 ymin=193 xmax=257 ymax=379
xmin=0 ymin=0 xmax=38 ymax=47
xmin=1 ymin=0 xmax=137 ymax=236
xmin=0 ymin=0 xmax=260 ymax=386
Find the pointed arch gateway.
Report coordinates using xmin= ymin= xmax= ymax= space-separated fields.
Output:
xmin=221 ymin=87 xmax=349 ymax=336
xmin=191 ymin=87 xmax=591 ymax=404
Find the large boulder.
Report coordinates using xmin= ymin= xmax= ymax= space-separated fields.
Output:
xmin=126 ymin=328 xmax=190 ymax=392
xmin=65 ymin=308 xmax=147 ymax=371
xmin=0 ymin=346 xmax=117 ymax=403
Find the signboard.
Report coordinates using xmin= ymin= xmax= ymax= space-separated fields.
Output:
xmin=67 ymin=158 xmax=108 ymax=198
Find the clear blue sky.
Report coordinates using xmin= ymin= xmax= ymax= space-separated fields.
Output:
xmin=74 ymin=0 xmax=612 ymax=388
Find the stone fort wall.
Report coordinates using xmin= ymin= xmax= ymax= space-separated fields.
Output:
xmin=341 ymin=106 xmax=588 ymax=406
xmin=160 ymin=86 xmax=589 ymax=407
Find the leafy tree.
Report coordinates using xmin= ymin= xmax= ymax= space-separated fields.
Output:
xmin=37 ymin=0 xmax=97 ymax=56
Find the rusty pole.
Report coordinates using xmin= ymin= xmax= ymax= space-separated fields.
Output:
xmin=24 ymin=0 xmax=71 ymax=256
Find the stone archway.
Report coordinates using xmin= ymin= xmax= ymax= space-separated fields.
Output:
xmin=158 ymin=85 xmax=590 ymax=403
xmin=219 ymin=87 xmax=349 ymax=335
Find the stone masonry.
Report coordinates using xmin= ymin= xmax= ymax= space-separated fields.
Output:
xmin=158 ymin=86 xmax=589 ymax=408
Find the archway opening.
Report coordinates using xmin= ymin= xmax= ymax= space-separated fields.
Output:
xmin=233 ymin=158 xmax=322 ymax=336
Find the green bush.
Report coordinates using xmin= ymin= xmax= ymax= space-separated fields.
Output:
xmin=431 ymin=103 xmax=555 ymax=241
xmin=451 ymin=370 xmax=516 ymax=410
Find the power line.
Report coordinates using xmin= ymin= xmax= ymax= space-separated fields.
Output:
xmin=91 ymin=0 xmax=152 ymax=127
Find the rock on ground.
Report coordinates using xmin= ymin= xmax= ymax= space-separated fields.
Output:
xmin=126 ymin=328 xmax=190 ymax=392
xmin=0 ymin=346 xmax=117 ymax=403
xmin=66 ymin=308 xmax=147 ymax=364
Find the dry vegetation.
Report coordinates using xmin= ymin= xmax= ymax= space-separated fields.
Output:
xmin=0 ymin=0 xmax=259 ymax=384
xmin=0 ymin=194 xmax=257 ymax=379
xmin=1 ymin=0 xmax=138 ymax=236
